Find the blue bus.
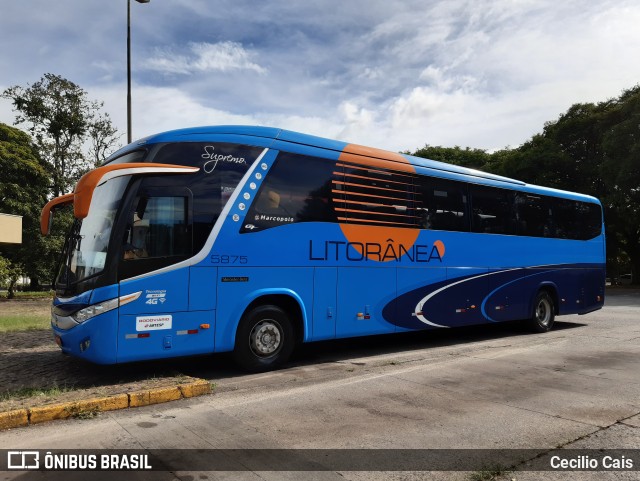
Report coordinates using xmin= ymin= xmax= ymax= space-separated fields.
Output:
xmin=41 ymin=126 xmax=605 ymax=371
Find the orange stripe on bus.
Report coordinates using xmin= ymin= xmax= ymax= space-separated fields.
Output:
xmin=336 ymin=171 xmax=412 ymax=187
xmin=335 ymin=162 xmax=417 ymax=179
xmin=331 ymin=189 xmax=407 ymax=203
xmin=335 ymin=198 xmax=417 ymax=211
xmin=335 ymin=207 xmax=417 ymax=219
xmin=332 ymin=180 xmax=407 ymax=195
xmin=339 ymin=145 xmax=415 ymax=174
xmin=337 ymin=217 xmax=415 ymax=227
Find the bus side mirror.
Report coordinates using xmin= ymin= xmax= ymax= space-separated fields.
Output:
xmin=41 ymin=193 xmax=75 ymax=235
xmin=46 ymin=211 xmax=54 ymax=236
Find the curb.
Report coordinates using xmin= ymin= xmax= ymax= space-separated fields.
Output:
xmin=0 ymin=378 xmax=212 ymax=431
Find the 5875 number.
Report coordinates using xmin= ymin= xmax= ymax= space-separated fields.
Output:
xmin=210 ymin=254 xmax=248 ymax=264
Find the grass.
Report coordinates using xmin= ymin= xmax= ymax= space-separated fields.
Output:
xmin=0 ymin=376 xmax=213 ymax=412
xmin=11 ymin=291 xmax=54 ymax=299
xmin=0 ymin=292 xmax=51 ymax=332
xmin=0 ymin=315 xmax=50 ymax=332
xmin=66 ymin=404 xmax=100 ymax=419
xmin=0 ymin=385 xmax=76 ymax=402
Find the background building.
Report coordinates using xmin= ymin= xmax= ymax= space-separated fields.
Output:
xmin=0 ymin=214 xmax=22 ymax=244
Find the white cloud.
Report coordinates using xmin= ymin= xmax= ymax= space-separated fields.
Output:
xmin=144 ymin=42 xmax=266 ymax=76
xmin=338 ymin=102 xmax=376 ymax=134
xmin=93 ymin=84 xmax=260 ymax=142
xmin=192 ymin=42 xmax=266 ymax=74
xmin=0 ymin=95 xmax=16 ymax=129
xmin=309 ymin=0 xmax=640 ymax=152
xmin=3 ymin=0 xmax=640 ymax=156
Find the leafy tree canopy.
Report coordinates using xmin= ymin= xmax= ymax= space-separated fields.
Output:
xmin=2 ymin=73 xmax=120 ymax=197
xmin=410 ymin=85 xmax=640 ymax=283
xmin=0 ymin=122 xmax=61 ymax=295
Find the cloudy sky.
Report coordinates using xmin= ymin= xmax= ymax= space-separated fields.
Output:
xmin=1 ymin=0 xmax=639 ymax=153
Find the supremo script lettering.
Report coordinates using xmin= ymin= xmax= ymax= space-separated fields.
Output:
xmin=309 ymin=239 xmax=443 ymax=263
xmin=202 ymin=146 xmax=247 ymax=173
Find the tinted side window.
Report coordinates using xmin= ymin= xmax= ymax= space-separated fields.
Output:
xmin=470 ymin=186 xmax=517 ymax=235
xmin=553 ymin=198 xmax=602 ymax=240
xmin=415 ymin=176 xmax=468 ymax=231
xmin=548 ymin=198 xmax=572 ymax=239
xmin=118 ymin=179 xmax=193 ymax=280
xmin=152 ymin=142 xmax=260 ymax=249
xmin=242 ymin=152 xmax=337 ymax=233
xmin=103 ymin=150 xmax=147 ymax=166
xmin=576 ymin=201 xmax=602 ymax=240
xmin=516 ymin=194 xmax=554 ymax=237
xmin=123 ymin=195 xmax=190 ymax=259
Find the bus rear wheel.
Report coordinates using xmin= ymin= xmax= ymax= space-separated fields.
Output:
xmin=233 ymin=305 xmax=294 ymax=372
xmin=527 ymin=290 xmax=555 ymax=333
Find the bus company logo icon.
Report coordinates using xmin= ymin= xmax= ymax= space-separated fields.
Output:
xmin=8 ymin=451 xmax=39 ymax=470
xmin=136 ymin=315 xmax=172 ymax=332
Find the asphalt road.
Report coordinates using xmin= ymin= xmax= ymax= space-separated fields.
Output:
xmin=1 ymin=289 xmax=639 ymax=480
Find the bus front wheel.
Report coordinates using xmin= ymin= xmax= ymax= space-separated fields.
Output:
xmin=233 ymin=305 xmax=294 ymax=372
xmin=527 ymin=291 xmax=555 ymax=333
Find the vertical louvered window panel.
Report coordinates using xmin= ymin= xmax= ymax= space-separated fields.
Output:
xmin=332 ymin=160 xmax=419 ymax=228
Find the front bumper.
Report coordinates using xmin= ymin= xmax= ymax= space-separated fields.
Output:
xmin=51 ymin=309 xmax=119 ymax=364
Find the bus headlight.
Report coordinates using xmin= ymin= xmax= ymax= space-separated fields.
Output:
xmin=70 ymin=291 xmax=141 ymax=323
xmin=72 ymin=298 xmax=119 ymax=323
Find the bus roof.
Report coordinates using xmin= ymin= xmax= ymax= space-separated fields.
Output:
xmin=108 ymin=125 xmax=600 ymax=205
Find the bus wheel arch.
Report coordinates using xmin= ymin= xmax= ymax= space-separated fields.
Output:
xmin=233 ymin=294 xmax=304 ymax=372
xmin=527 ymin=286 xmax=557 ymax=333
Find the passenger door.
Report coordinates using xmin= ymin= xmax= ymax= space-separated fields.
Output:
xmin=116 ymin=181 xmax=214 ymax=362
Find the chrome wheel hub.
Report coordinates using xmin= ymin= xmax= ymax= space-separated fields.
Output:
xmin=250 ymin=320 xmax=282 ymax=357
xmin=536 ymin=298 xmax=551 ymax=325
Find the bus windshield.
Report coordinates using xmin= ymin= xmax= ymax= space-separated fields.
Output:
xmin=56 ymin=176 xmax=129 ymax=288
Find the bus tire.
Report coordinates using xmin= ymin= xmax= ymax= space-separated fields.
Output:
xmin=233 ymin=305 xmax=294 ymax=372
xmin=527 ymin=290 xmax=555 ymax=333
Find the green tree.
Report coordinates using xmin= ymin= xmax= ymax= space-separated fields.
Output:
xmin=599 ymin=86 xmax=640 ymax=282
xmin=2 ymin=73 xmax=120 ymax=197
xmin=507 ymin=88 xmax=640 ymax=283
xmin=88 ymin=111 xmax=121 ymax=168
xmin=0 ymin=255 xmax=24 ymax=299
xmin=0 ymin=255 xmax=10 ymax=289
xmin=0 ymin=123 xmax=63 ymax=294
xmin=409 ymin=85 xmax=640 ymax=284
xmin=410 ymin=145 xmax=491 ymax=170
